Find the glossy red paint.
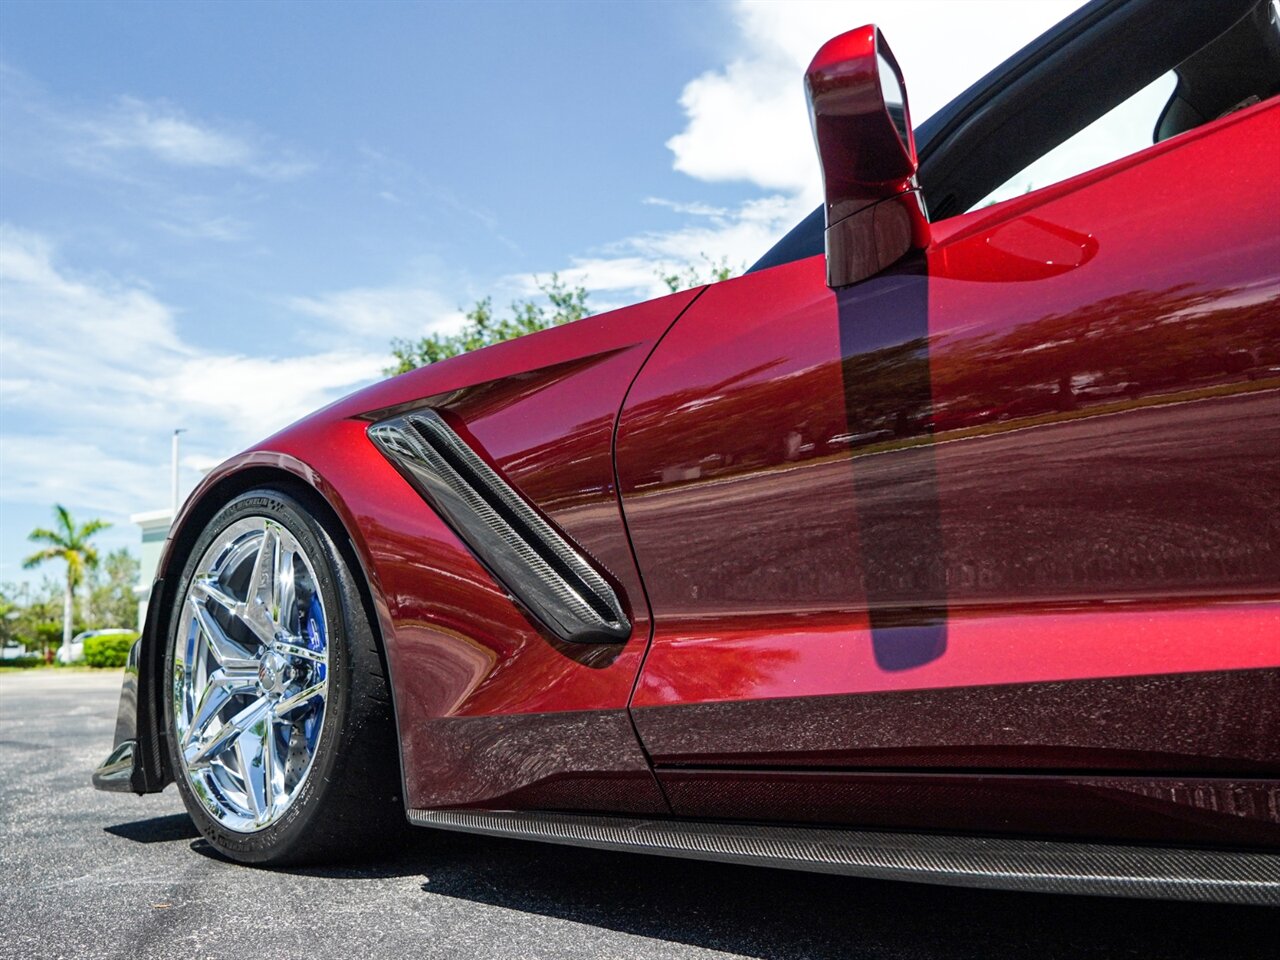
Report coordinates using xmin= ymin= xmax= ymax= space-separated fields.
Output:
xmin=141 ymin=35 xmax=1280 ymax=856
xmin=633 ymin=668 xmax=1280 ymax=772
xmin=806 ymin=26 xmax=917 ymax=221
xmin=171 ymin=290 xmax=702 ymax=812
xmin=628 ymin=605 xmax=1280 ymax=706
xmin=618 ymin=100 xmax=1280 ymax=779
xmin=307 ymin=288 xmax=688 ymax=426
xmin=660 ymin=769 xmax=1280 ymax=848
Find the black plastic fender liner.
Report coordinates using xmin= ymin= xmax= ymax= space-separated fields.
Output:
xmin=90 ymin=576 xmax=171 ymax=795
xmin=369 ymin=410 xmax=632 ymax=644
xmin=409 ymin=808 xmax=1280 ymax=905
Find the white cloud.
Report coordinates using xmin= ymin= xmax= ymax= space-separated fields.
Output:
xmin=667 ymin=0 xmax=1085 ymax=197
xmin=0 ymin=225 xmax=386 ymax=519
xmin=548 ymin=0 xmax=1087 ymax=302
xmin=668 ymin=52 xmax=814 ymax=195
xmin=0 ymin=224 xmax=184 ymax=367
xmin=289 ymin=286 xmax=465 ymax=341
xmin=161 ymin=351 xmax=387 ymax=439
xmin=154 ymin=199 xmax=250 ymax=242
xmin=643 ymin=198 xmax=732 ymax=218
xmin=529 ymin=193 xmax=813 ymax=305
xmin=0 ymin=435 xmax=168 ymax=521
xmin=0 ymin=67 xmax=310 ymax=184
xmin=182 ymin=453 xmax=224 ymax=476
xmin=81 ymin=96 xmax=312 ymax=179
xmin=90 ymin=96 xmax=255 ymax=168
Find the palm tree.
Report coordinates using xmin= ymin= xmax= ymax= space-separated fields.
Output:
xmin=23 ymin=505 xmax=111 ymax=657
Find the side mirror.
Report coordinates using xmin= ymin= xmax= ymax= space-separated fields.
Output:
xmin=806 ymin=26 xmax=929 ymax=287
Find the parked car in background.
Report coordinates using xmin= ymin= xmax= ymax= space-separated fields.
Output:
xmin=1 ymin=641 xmax=31 ymax=661
xmin=57 ymin=628 xmax=135 ymax=665
xmin=94 ymin=0 xmax=1279 ymax=903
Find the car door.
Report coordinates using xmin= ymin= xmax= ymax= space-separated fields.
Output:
xmin=614 ymin=96 xmax=1280 ymax=838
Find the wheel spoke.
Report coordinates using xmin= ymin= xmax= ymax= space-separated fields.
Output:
xmin=241 ymin=526 xmax=280 ymax=644
xmin=273 ymin=681 xmax=326 ymax=718
xmin=275 ymin=543 xmax=297 ymax=634
xmin=264 ymin=714 xmax=286 ymax=814
xmin=186 ymin=696 xmax=269 ymax=769
xmin=234 ymin=713 xmax=277 ymax=823
xmin=190 ymin=599 xmax=258 ymax=670
xmin=184 ymin=670 xmax=257 ymax=747
xmin=191 ymin=577 xmax=240 ymax=616
xmin=274 ymin=638 xmax=326 ymax=665
xmin=248 ymin=525 xmax=278 ymax=605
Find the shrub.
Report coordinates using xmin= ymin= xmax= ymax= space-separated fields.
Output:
xmin=83 ymin=632 xmax=138 ymax=668
xmin=35 ymin=623 xmax=61 ymax=656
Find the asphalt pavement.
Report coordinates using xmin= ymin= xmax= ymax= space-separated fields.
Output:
xmin=1 ymin=670 xmax=1275 ymax=960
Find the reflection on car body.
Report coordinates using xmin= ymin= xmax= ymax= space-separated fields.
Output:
xmin=95 ymin=0 xmax=1280 ymax=904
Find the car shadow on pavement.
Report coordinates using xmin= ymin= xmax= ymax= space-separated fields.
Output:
xmin=110 ymin=817 xmax=1276 ymax=959
xmin=104 ymin=813 xmax=201 ymax=844
xmin=408 ymin=831 xmax=1276 ymax=960
xmin=182 ymin=819 xmax=436 ymax=880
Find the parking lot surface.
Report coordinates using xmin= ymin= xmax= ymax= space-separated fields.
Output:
xmin=1 ymin=670 xmax=1274 ymax=960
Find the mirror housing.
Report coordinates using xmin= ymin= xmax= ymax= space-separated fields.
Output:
xmin=806 ymin=26 xmax=929 ymax=287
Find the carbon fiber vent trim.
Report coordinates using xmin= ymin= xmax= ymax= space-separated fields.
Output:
xmin=408 ymin=808 xmax=1280 ymax=905
xmin=369 ymin=410 xmax=631 ymax=643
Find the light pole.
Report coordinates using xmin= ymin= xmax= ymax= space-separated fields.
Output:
xmin=171 ymin=428 xmax=187 ymax=514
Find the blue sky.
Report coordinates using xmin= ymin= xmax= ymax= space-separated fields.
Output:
xmin=0 ymin=0 xmax=1081 ymax=589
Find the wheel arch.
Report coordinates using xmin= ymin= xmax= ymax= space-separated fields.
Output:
xmin=134 ymin=453 xmax=402 ymax=798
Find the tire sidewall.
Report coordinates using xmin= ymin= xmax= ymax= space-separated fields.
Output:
xmin=163 ymin=488 xmax=353 ymax=864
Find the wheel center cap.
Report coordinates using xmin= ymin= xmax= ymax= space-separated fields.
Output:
xmin=258 ymin=652 xmax=290 ymax=696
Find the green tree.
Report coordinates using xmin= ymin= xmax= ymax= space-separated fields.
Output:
xmin=0 ymin=588 xmax=17 ymax=648
xmin=658 ymin=254 xmax=738 ymax=294
xmin=88 ymin=548 xmax=141 ymax=631
xmin=0 ymin=579 xmax=62 ymax=656
xmin=387 ymin=274 xmax=592 ymax=374
xmin=34 ymin=622 xmax=63 ymax=661
xmin=23 ymin=505 xmax=111 ymax=654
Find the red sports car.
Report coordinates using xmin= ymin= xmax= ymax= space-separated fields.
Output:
xmin=95 ymin=0 xmax=1280 ymax=904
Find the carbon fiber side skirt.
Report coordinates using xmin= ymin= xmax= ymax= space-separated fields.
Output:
xmin=408 ymin=808 xmax=1280 ymax=905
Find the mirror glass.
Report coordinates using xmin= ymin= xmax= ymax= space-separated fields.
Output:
xmin=877 ymin=52 xmax=909 ymax=149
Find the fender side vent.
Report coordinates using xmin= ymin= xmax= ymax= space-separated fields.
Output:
xmin=369 ymin=410 xmax=631 ymax=644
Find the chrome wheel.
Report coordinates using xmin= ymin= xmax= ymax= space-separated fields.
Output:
xmin=173 ymin=516 xmax=329 ymax=833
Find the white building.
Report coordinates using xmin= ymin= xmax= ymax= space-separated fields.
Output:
xmin=130 ymin=508 xmax=173 ymax=632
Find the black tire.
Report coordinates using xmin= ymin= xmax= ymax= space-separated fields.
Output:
xmin=163 ymin=487 xmax=404 ymax=865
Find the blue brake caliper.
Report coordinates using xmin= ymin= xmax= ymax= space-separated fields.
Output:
xmin=301 ymin=592 xmax=327 ymax=750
